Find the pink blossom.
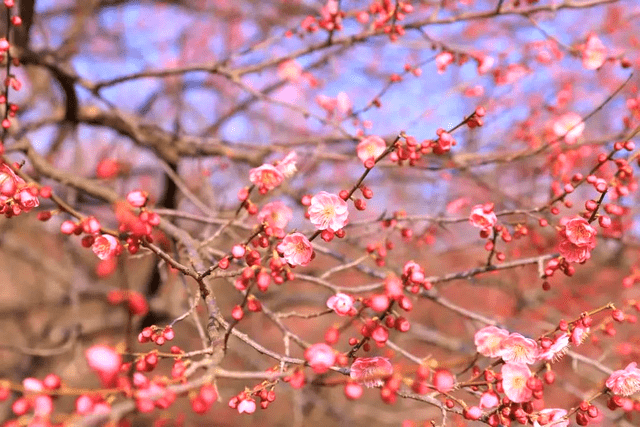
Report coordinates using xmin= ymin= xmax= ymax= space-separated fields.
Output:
xmin=477 ymin=55 xmax=494 ymax=75
xmin=237 ymin=398 xmax=256 ymax=414
xmin=498 ymin=333 xmax=538 ymax=365
xmin=0 ymin=163 xmax=22 ymax=197
xmin=85 ymin=345 xmax=122 ymax=386
xmin=474 ymin=325 xmax=509 ymax=358
xmin=278 ymin=59 xmax=303 ymax=82
xmin=258 ymin=201 xmax=292 ymax=232
xmin=308 ymin=191 xmax=349 ymax=232
xmin=403 ymin=260 xmax=425 ymax=283
xmin=326 ymin=293 xmax=355 ymax=316
xmin=92 ymin=234 xmax=119 ymax=260
xmin=126 ymin=190 xmax=148 ymax=207
xmin=534 ymin=408 xmax=569 ymax=427
xmin=558 ymin=216 xmax=597 ymax=263
xmin=606 ymin=362 xmax=640 ymax=396
xmin=23 ymin=377 xmax=44 ymax=392
xmin=564 ymin=217 xmax=597 ymax=247
xmin=537 ymin=334 xmax=570 ymax=362
xmin=15 ymin=187 xmax=39 ymax=212
xmin=582 ymin=33 xmax=607 ymax=70
xmin=249 ymin=164 xmax=284 ymax=193
xmin=277 ymin=232 xmax=314 ymax=266
xmin=495 ymin=63 xmax=529 ymax=86
xmin=275 ymin=151 xmax=298 ymax=178
xmin=570 ymin=324 xmax=590 ymax=346
xmin=479 ymin=390 xmax=500 ymax=409
xmin=558 ymin=240 xmax=592 ymax=263
xmin=553 ymin=112 xmax=585 ymax=144
xmin=316 ymin=94 xmax=338 ymax=114
xmin=336 ymin=91 xmax=351 ymax=114
xmin=436 ymin=51 xmax=454 ymax=74
xmin=469 ymin=204 xmax=497 ymax=231
xmin=350 ymin=357 xmax=393 ymax=387
xmin=433 ymin=369 xmax=455 ymax=393
xmin=501 ymin=363 xmax=533 ymax=403
xmin=305 ymin=343 xmax=336 ymax=374
xmin=33 ymin=395 xmax=53 ymax=416
xmin=356 ymin=135 xmax=386 ymax=165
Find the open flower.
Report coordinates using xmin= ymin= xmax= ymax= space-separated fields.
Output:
xmin=15 ymin=187 xmax=40 ymax=212
xmin=305 ymin=343 xmax=336 ymax=374
xmin=275 ymin=151 xmax=298 ymax=178
xmin=350 ymin=357 xmax=393 ymax=387
xmin=356 ymin=135 xmax=386 ymax=165
xmin=469 ymin=204 xmax=497 ymax=231
xmin=258 ymin=201 xmax=292 ymax=232
xmin=564 ymin=217 xmax=597 ymax=247
xmin=501 ymin=363 xmax=532 ymax=403
xmin=308 ymin=191 xmax=349 ymax=232
xmin=326 ymin=293 xmax=355 ymax=316
xmin=558 ymin=216 xmax=597 ymax=263
xmin=249 ymin=164 xmax=284 ymax=193
xmin=277 ymin=232 xmax=313 ymax=266
xmin=474 ymin=326 xmax=509 ymax=358
xmin=582 ymin=33 xmax=606 ymax=70
xmin=537 ymin=334 xmax=570 ymax=362
xmin=498 ymin=333 xmax=538 ymax=365
xmin=92 ymin=234 xmax=119 ymax=260
xmin=553 ymin=112 xmax=585 ymax=144
xmin=436 ymin=51 xmax=454 ymax=74
xmin=606 ymin=362 xmax=640 ymax=396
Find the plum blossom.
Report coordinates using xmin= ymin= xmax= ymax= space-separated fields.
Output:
xmin=85 ymin=345 xmax=122 ymax=386
xmin=305 ymin=343 xmax=336 ymax=373
xmin=126 ymin=190 xmax=148 ymax=207
xmin=570 ymin=324 xmax=590 ymax=346
xmin=436 ymin=51 xmax=454 ymax=74
xmin=249 ymin=164 xmax=284 ymax=194
xmin=275 ymin=151 xmax=298 ymax=178
xmin=537 ymin=334 xmax=570 ymax=362
xmin=558 ymin=216 xmax=597 ymax=263
xmin=92 ymin=234 xmax=119 ymax=260
xmin=336 ymin=91 xmax=352 ymax=114
xmin=479 ymin=390 xmax=500 ymax=409
xmin=474 ymin=326 xmax=509 ymax=358
xmin=403 ymin=260 xmax=425 ymax=284
xmin=356 ymin=135 xmax=386 ymax=165
xmin=553 ymin=112 xmax=585 ymax=144
xmin=498 ymin=333 xmax=538 ymax=365
xmin=277 ymin=232 xmax=313 ymax=266
xmin=278 ymin=59 xmax=303 ymax=82
xmin=237 ymin=398 xmax=256 ymax=414
xmin=15 ymin=187 xmax=39 ymax=212
xmin=432 ymin=369 xmax=455 ymax=393
xmin=326 ymin=293 xmax=355 ymax=316
xmin=469 ymin=204 xmax=497 ymax=231
xmin=501 ymin=363 xmax=532 ymax=403
xmin=606 ymin=362 xmax=640 ymax=396
xmin=564 ymin=217 xmax=597 ymax=246
xmin=308 ymin=191 xmax=349 ymax=232
xmin=582 ymin=33 xmax=607 ymax=70
xmin=349 ymin=357 xmax=393 ymax=387
xmin=477 ymin=55 xmax=494 ymax=75
xmin=534 ymin=409 xmax=569 ymax=427
xmin=258 ymin=201 xmax=292 ymax=233
xmin=0 ymin=163 xmax=20 ymax=196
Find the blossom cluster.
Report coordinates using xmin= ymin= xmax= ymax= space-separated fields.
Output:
xmin=0 ymin=162 xmax=40 ymax=217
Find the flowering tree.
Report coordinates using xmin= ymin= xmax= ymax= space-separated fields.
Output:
xmin=2 ymin=0 xmax=640 ymax=426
